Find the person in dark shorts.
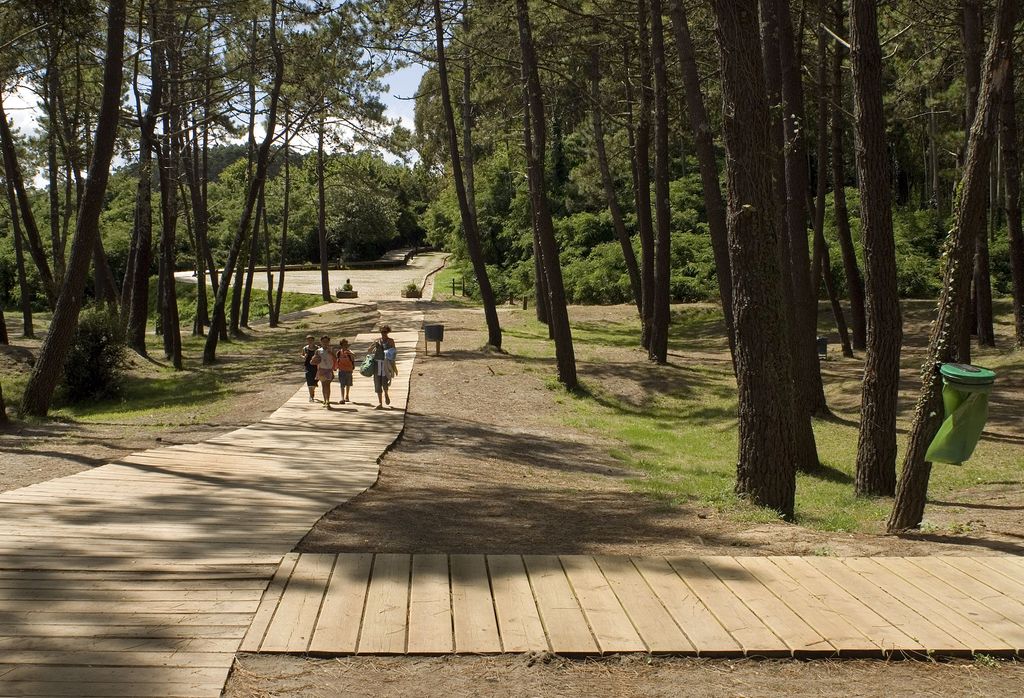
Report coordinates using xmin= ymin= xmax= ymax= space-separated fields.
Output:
xmin=301 ymin=335 xmax=318 ymax=403
xmin=334 ymin=339 xmax=355 ymax=404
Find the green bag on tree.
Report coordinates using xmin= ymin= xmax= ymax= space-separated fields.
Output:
xmin=925 ymin=363 xmax=995 ymax=465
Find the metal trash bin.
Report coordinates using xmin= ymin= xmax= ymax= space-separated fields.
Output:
xmin=925 ymin=363 xmax=996 ymax=465
xmin=424 ymin=324 xmax=444 ymax=355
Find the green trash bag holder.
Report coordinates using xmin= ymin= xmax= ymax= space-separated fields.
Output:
xmin=925 ymin=363 xmax=995 ymax=465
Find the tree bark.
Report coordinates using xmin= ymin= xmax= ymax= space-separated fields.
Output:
xmin=961 ymin=0 xmax=995 ymax=349
xmin=889 ymin=0 xmax=1016 ymax=531
xmin=123 ymin=0 xmax=164 ymax=354
xmin=316 ymin=109 xmax=331 ymax=302
xmin=21 ymin=0 xmax=128 ymax=416
xmin=273 ymin=108 xmax=291 ymax=325
xmin=712 ymin=0 xmax=800 ymax=518
xmin=850 ymin=0 xmax=903 ymax=497
xmin=1003 ymin=56 xmax=1024 ymax=349
xmin=760 ymin=0 xmax=820 ymax=474
xmin=0 ymin=98 xmax=57 ymax=308
xmin=516 ymin=0 xmax=576 ymax=388
xmin=433 ymin=0 xmax=503 ymax=348
xmin=773 ymin=0 xmax=830 ymax=417
xmin=3 ymin=171 xmax=34 ymax=337
xmin=648 ymin=0 xmax=671 ymax=364
xmin=589 ymin=45 xmax=643 ymax=317
xmin=668 ymin=0 xmax=735 ymax=365
xmin=634 ymin=0 xmax=656 ymax=350
xmin=830 ymin=1 xmax=867 ymax=351
xmin=811 ymin=0 xmax=851 ymax=359
xmin=203 ymin=0 xmax=284 ymax=364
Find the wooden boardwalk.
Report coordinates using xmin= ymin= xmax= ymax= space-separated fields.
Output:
xmin=0 ymin=324 xmax=419 ymax=697
xmin=244 ymin=553 xmax=1024 ymax=658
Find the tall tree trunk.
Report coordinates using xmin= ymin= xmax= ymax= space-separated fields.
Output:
xmin=830 ymin=1 xmax=867 ymax=351
xmin=317 ymin=109 xmax=331 ymax=302
xmin=516 ymin=0 xmax=576 ymax=388
xmin=589 ymin=45 xmax=642 ymax=317
xmin=273 ymin=108 xmax=291 ymax=324
xmin=157 ymin=135 xmax=182 ymax=368
xmin=45 ymin=59 xmax=64 ymax=284
xmin=760 ymin=0 xmax=820 ymax=474
xmin=461 ymin=2 xmax=478 ymax=231
xmin=21 ymin=0 xmax=128 ymax=416
xmin=433 ymin=0 xmax=503 ymax=348
xmin=712 ymin=0 xmax=799 ymax=519
xmin=962 ymin=0 xmax=995 ymax=349
xmin=850 ymin=0 xmax=903 ymax=497
xmin=648 ymin=0 xmax=672 ymax=364
xmin=889 ymin=0 xmax=1016 ymax=531
xmin=1003 ymin=56 xmax=1024 ymax=349
xmin=240 ymin=193 xmax=261 ymax=327
xmin=668 ymin=0 xmax=735 ymax=365
xmin=0 ymin=99 xmax=57 ymax=308
xmin=635 ymin=0 xmax=656 ymax=350
xmin=811 ymin=8 xmax=851 ymax=359
xmin=123 ymin=0 xmax=164 ymax=354
xmin=774 ymin=0 xmax=830 ymax=418
xmin=3 ymin=173 xmax=33 ymax=337
xmin=203 ymin=0 xmax=283 ymax=364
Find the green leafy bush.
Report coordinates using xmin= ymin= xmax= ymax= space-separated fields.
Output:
xmin=63 ymin=306 xmax=129 ymax=402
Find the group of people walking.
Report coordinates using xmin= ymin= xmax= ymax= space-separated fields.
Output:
xmin=301 ymin=325 xmax=398 ymax=409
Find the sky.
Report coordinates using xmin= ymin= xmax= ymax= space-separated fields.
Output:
xmin=3 ymin=61 xmax=429 ymax=166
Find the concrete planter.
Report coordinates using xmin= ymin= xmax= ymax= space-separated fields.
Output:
xmin=401 ymin=288 xmax=422 ymax=299
xmin=335 ymin=290 xmax=358 ymax=299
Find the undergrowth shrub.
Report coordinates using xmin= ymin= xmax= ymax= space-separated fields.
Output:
xmin=63 ymin=306 xmax=129 ymax=402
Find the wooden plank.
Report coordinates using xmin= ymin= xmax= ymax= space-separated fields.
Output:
xmin=0 ymin=636 xmax=241 ymax=653
xmin=594 ymin=555 xmax=691 ymax=653
xmin=884 ymin=557 xmax=1024 ymax=651
xmin=944 ymin=557 xmax=1024 ymax=599
xmin=666 ymin=557 xmax=787 ymax=657
xmin=808 ymin=557 xmax=964 ymax=654
xmin=0 ymin=625 xmax=246 ymax=640
xmin=841 ymin=557 xmax=1001 ymax=653
xmin=0 ymin=612 xmax=254 ymax=626
xmin=0 ymin=680 xmax=224 ymax=697
xmin=309 ymin=553 xmax=373 ymax=654
xmin=0 ymin=599 xmax=259 ymax=614
xmin=406 ymin=554 xmax=453 ymax=654
xmin=0 ymin=664 xmax=229 ymax=683
xmin=705 ymin=556 xmax=832 ymax=655
xmin=450 ymin=554 xmax=501 ymax=653
xmin=974 ymin=556 xmax=1024 ymax=588
xmin=632 ymin=556 xmax=740 ymax=655
xmin=238 ymin=553 xmax=299 ymax=652
xmin=738 ymin=557 xmax=877 ymax=656
xmin=487 ymin=554 xmax=548 ymax=653
xmin=780 ymin=557 xmax=921 ymax=654
xmin=259 ymin=554 xmax=334 ymax=652
xmin=522 ymin=555 xmax=597 ymax=654
xmin=560 ymin=555 xmax=644 ymax=653
xmin=0 ymin=650 xmax=235 ymax=668
xmin=357 ymin=553 xmax=410 ymax=654
xmin=0 ymin=587 xmax=265 ymax=601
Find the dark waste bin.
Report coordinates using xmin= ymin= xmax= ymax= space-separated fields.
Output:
xmin=424 ymin=324 xmax=444 ymax=342
xmin=816 ymin=336 xmax=828 ymax=359
xmin=924 ymin=363 xmax=996 ymax=465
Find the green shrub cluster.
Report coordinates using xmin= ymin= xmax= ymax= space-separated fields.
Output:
xmin=63 ymin=306 xmax=129 ymax=402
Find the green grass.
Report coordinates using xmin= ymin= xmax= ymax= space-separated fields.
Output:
xmin=164 ymin=280 xmax=324 ymax=327
xmin=504 ymin=302 xmax=1024 ymax=533
xmin=431 ymin=265 xmax=480 ymax=307
xmin=1 ymin=292 xmax=372 ymax=426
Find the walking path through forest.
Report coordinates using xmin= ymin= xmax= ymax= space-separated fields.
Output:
xmin=0 ymin=307 xmax=421 ymax=697
xmin=4 ymin=257 xmax=1024 ymax=696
